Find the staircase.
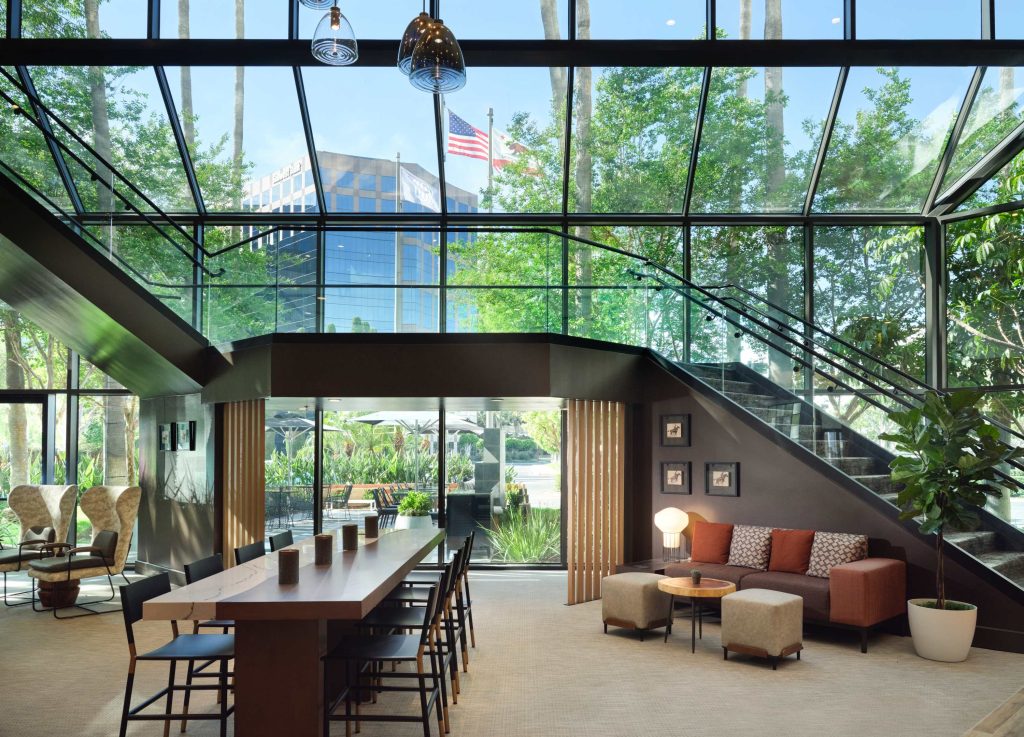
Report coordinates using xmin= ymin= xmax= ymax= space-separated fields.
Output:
xmin=681 ymin=361 xmax=1024 ymax=590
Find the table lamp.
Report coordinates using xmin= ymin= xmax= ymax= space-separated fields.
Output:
xmin=654 ymin=507 xmax=689 ymax=562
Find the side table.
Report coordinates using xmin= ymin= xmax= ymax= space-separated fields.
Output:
xmin=657 ymin=577 xmax=736 ymax=653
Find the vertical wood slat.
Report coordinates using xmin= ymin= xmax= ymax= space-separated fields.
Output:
xmin=566 ymin=399 xmax=626 ymax=605
xmin=222 ymin=400 xmax=265 ymax=565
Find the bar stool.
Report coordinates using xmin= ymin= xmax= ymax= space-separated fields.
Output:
xmin=268 ymin=530 xmax=294 ymax=552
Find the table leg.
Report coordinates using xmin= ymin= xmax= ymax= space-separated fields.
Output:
xmin=235 ymin=619 xmax=327 ymax=737
xmin=699 ymin=602 xmax=703 ymax=639
xmin=691 ymin=599 xmax=697 ymax=653
xmin=664 ymin=594 xmax=674 ymax=643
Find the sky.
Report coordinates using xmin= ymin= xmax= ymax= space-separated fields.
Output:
xmin=19 ymin=0 xmax=1024 ymax=211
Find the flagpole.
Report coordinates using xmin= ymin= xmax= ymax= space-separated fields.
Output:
xmin=395 ymin=152 xmax=401 ymax=333
xmin=487 ymin=107 xmax=494 ymax=213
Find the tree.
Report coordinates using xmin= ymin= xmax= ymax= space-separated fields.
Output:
xmin=523 ymin=410 xmax=560 ymax=462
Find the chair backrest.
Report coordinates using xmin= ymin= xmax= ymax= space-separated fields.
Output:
xmin=7 ymin=484 xmax=77 ymax=544
xmin=120 ymin=572 xmax=171 ymax=645
xmin=378 ymin=507 xmax=396 ymax=528
xmin=234 ymin=539 xmax=266 ymax=565
xmin=418 ymin=584 xmax=440 ymax=647
xmin=92 ymin=529 xmax=119 ymax=565
xmin=268 ymin=530 xmax=294 ymax=552
xmin=80 ymin=486 xmax=141 ymax=574
xmin=184 ymin=554 xmax=225 ymax=584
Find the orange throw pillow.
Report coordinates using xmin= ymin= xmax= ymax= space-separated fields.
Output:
xmin=768 ymin=529 xmax=815 ymax=575
xmin=690 ymin=522 xmax=734 ymax=564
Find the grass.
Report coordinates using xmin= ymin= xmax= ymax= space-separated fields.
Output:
xmin=486 ymin=507 xmax=560 ymax=564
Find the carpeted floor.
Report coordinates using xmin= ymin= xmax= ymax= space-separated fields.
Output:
xmin=1 ymin=569 xmax=1022 ymax=737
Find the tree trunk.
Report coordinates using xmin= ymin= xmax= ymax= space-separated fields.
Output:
xmin=573 ymin=0 xmax=593 ymax=332
xmin=178 ymin=0 xmax=195 ymax=149
xmin=999 ymin=67 xmax=1015 ymax=113
xmin=103 ymin=386 xmax=129 ymax=485
xmin=539 ymin=0 xmax=567 ymax=105
xmin=84 ymin=0 xmax=114 ymax=217
xmin=2 ymin=310 xmax=29 ymax=487
xmin=763 ymin=0 xmax=793 ymax=387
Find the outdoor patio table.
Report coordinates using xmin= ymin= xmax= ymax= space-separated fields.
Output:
xmin=143 ymin=527 xmax=444 ymax=737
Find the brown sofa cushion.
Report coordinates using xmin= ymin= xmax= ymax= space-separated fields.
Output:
xmin=740 ymin=571 xmax=831 ymax=623
xmin=768 ymin=529 xmax=815 ymax=575
xmin=665 ymin=561 xmax=756 ymax=587
xmin=690 ymin=522 xmax=734 ymax=564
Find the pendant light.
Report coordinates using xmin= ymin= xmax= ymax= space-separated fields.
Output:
xmin=408 ymin=3 xmax=466 ymax=93
xmin=397 ymin=8 xmax=433 ymax=76
xmin=298 ymin=0 xmax=334 ymax=9
xmin=311 ymin=3 xmax=358 ymax=66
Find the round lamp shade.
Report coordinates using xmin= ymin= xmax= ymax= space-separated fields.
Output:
xmin=397 ymin=12 xmax=432 ymax=75
xmin=654 ymin=507 xmax=689 ymax=534
xmin=298 ymin=0 xmax=334 ymax=9
xmin=311 ymin=5 xmax=358 ymax=66
xmin=408 ymin=19 xmax=466 ymax=93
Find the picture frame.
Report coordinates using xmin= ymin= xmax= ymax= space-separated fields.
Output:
xmin=158 ymin=424 xmax=171 ymax=451
xmin=660 ymin=414 xmax=691 ymax=447
xmin=705 ymin=461 xmax=740 ymax=497
xmin=175 ymin=421 xmax=196 ymax=452
xmin=661 ymin=461 xmax=691 ymax=495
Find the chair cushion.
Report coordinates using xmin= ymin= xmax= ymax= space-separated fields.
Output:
xmin=727 ymin=525 xmax=773 ymax=570
xmin=0 ymin=547 xmax=46 ymax=567
xmin=92 ymin=530 xmax=119 ymax=565
xmin=665 ymin=561 xmax=756 ymax=587
xmin=22 ymin=526 xmax=55 ymax=544
xmin=29 ymin=554 xmax=109 ymax=574
xmin=806 ymin=532 xmax=868 ymax=578
xmin=689 ymin=522 xmax=734 ymax=564
xmin=740 ymin=570 xmax=830 ymax=622
xmin=139 ymin=634 xmax=235 ymax=661
xmin=768 ymin=529 xmax=815 ymax=575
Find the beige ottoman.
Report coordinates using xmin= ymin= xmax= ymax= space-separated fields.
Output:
xmin=721 ymin=588 xmax=803 ymax=669
xmin=602 ymin=572 xmax=671 ymax=641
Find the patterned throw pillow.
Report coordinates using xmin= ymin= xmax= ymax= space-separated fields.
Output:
xmin=727 ymin=525 xmax=773 ymax=570
xmin=806 ymin=532 xmax=868 ymax=578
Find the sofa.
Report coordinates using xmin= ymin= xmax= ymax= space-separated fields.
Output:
xmin=664 ymin=521 xmax=906 ymax=652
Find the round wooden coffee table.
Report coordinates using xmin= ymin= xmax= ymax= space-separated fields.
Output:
xmin=658 ymin=577 xmax=736 ymax=652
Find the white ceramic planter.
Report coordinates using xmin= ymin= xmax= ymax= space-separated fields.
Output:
xmin=394 ymin=514 xmax=434 ymax=531
xmin=907 ymin=598 xmax=978 ymax=662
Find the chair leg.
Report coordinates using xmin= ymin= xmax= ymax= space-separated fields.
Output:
xmin=119 ymin=670 xmax=135 ymax=737
xmin=180 ymin=660 xmax=195 ymax=732
xmin=417 ymin=668 xmax=431 ymax=737
xmin=219 ymin=658 xmax=229 ymax=737
xmin=163 ymin=661 xmax=177 ymax=737
xmin=463 ymin=576 xmax=476 ymax=648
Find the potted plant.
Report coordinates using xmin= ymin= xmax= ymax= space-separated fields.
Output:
xmin=394 ymin=491 xmax=434 ymax=530
xmin=882 ymin=389 xmax=1023 ymax=662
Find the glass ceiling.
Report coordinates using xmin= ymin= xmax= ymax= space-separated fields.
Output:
xmin=1 ymin=1 xmax=1022 ymax=222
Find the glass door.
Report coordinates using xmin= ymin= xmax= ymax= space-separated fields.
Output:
xmin=0 ymin=397 xmax=52 ymax=545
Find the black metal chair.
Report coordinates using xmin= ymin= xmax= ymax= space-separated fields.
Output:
xmin=118 ymin=573 xmax=234 ymax=737
xmin=268 ymin=530 xmax=294 ymax=552
xmin=289 ymin=486 xmax=315 ymax=523
xmin=324 ymin=584 xmax=446 ymax=737
xmin=184 ymin=554 xmax=235 ymax=633
xmin=326 ymin=484 xmax=353 ymax=520
xmin=0 ymin=526 xmax=54 ymax=606
xmin=29 ymin=529 xmax=126 ymax=618
xmin=233 ymin=540 xmax=266 ymax=565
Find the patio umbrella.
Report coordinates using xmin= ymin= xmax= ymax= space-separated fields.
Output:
xmin=264 ymin=413 xmax=341 ymax=485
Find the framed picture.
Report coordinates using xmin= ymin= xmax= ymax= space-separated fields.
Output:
xmin=159 ymin=424 xmax=171 ymax=451
xmin=705 ymin=462 xmax=740 ymax=497
xmin=660 ymin=414 xmax=691 ymax=447
xmin=661 ymin=462 xmax=691 ymax=494
xmin=175 ymin=421 xmax=196 ymax=452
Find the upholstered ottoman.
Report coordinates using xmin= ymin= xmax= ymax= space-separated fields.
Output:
xmin=721 ymin=588 xmax=803 ymax=669
xmin=602 ymin=572 xmax=671 ymax=640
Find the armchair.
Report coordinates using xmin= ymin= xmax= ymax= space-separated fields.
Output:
xmin=0 ymin=484 xmax=76 ymax=606
xmin=27 ymin=485 xmax=141 ymax=618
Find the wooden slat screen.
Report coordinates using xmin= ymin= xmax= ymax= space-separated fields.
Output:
xmin=222 ymin=399 xmax=265 ymax=565
xmin=567 ymin=400 xmax=625 ymax=605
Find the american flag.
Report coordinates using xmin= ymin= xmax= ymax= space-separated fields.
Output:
xmin=447 ymin=111 xmax=489 ymax=161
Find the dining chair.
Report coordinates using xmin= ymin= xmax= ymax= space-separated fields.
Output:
xmin=118 ymin=573 xmax=234 ymax=737
xmin=233 ymin=540 xmax=266 ymax=565
xmin=323 ymin=584 xmax=445 ymax=737
xmin=184 ymin=554 xmax=235 ymax=633
xmin=268 ymin=530 xmax=294 ymax=552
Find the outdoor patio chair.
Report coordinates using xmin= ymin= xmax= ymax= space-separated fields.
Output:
xmin=118 ymin=573 xmax=234 ymax=737
xmin=326 ymin=484 xmax=353 ymax=520
xmin=27 ymin=485 xmax=141 ymax=618
xmin=289 ymin=486 xmax=315 ymax=523
xmin=0 ymin=484 xmax=76 ymax=606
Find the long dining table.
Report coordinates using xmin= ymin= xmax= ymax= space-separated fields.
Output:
xmin=144 ymin=526 xmax=445 ymax=737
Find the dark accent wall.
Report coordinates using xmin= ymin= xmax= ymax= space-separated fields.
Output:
xmin=138 ymin=394 xmax=215 ymax=580
xmin=645 ymin=384 xmax=1024 ymax=653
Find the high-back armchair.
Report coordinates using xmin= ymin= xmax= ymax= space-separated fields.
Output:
xmin=28 ymin=485 xmax=141 ymax=618
xmin=0 ymin=485 xmax=77 ymax=605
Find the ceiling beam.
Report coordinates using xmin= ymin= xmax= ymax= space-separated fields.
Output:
xmin=2 ymin=39 xmax=1024 ymax=68
xmin=929 ymin=117 xmax=1024 ymax=217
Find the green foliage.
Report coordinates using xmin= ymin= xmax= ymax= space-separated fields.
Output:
xmin=505 ymin=486 xmax=526 ymax=513
xmin=398 ymin=491 xmax=432 ymax=517
xmin=523 ymin=410 xmax=561 ymax=457
xmin=487 ymin=508 xmax=560 ymax=564
xmin=881 ymin=390 xmax=1024 ymax=607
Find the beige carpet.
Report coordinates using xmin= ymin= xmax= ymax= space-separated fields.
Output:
xmin=1 ymin=569 xmax=1022 ymax=737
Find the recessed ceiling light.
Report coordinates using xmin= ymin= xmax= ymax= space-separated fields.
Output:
xmin=489 ymin=398 xmax=505 ymax=402
xmin=329 ymin=399 xmax=341 ymax=403
xmin=666 ymin=18 xmax=676 ymax=26
xmin=831 ymin=16 xmax=841 ymax=24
